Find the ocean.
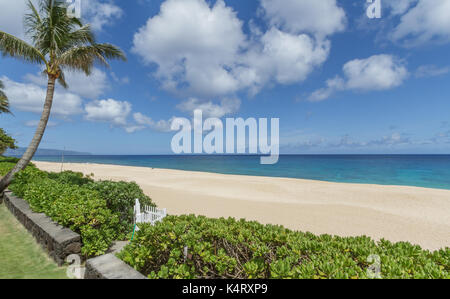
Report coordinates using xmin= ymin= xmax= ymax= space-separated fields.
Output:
xmin=29 ymin=155 xmax=450 ymax=190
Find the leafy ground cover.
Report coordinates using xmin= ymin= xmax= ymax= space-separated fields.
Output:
xmin=118 ymin=215 xmax=450 ymax=279
xmin=0 ymin=159 xmax=154 ymax=257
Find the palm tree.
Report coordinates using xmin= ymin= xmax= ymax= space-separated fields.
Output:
xmin=0 ymin=80 xmax=11 ymax=114
xmin=0 ymin=0 xmax=126 ymax=192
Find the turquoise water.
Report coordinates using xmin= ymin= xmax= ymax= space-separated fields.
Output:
xmin=31 ymin=155 xmax=450 ymax=190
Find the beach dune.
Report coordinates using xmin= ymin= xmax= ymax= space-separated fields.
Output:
xmin=34 ymin=161 xmax=450 ymax=251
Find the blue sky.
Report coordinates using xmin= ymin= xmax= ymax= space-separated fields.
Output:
xmin=1 ymin=0 xmax=450 ymax=155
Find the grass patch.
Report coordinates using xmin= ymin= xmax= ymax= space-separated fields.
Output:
xmin=0 ymin=205 xmax=68 ymax=279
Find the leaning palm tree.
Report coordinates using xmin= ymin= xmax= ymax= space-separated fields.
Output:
xmin=0 ymin=80 xmax=11 ymax=114
xmin=0 ymin=0 xmax=126 ymax=191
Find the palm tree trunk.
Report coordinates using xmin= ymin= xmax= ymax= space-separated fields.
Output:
xmin=0 ymin=76 xmax=56 ymax=192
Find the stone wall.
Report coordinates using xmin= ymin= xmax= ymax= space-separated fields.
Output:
xmin=85 ymin=254 xmax=147 ymax=279
xmin=2 ymin=191 xmax=82 ymax=266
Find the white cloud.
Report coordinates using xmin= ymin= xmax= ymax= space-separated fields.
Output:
xmin=415 ymin=65 xmax=450 ymax=78
xmin=367 ymin=132 xmax=411 ymax=146
xmin=25 ymin=68 xmax=109 ymax=99
xmin=133 ymin=112 xmax=154 ymax=126
xmin=384 ymin=0 xmax=417 ymax=15
xmin=343 ymin=55 xmax=408 ymax=90
xmin=260 ymin=0 xmax=346 ymax=37
xmin=82 ymin=0 xmax=123 ymax=31
xmin=25 ymin=120 xmax=58 ymax=127
xmin=1 ymin=76 xmax=83 ymax=116
xmin=330 ymin=133 xmax=411 ymax=148
xmin=0 ymin=0 xmax=28 ymax=38
xmin=308 ymin=76 xmax=345 ymax=102
xmin=176 ymin=97 xmax=240 ymax=118
xmin=132 ymin=0 xmax=336 ymax=100
xmin=309 ymin=55 xmax=408 ymax=101
xmin=132 ymin=0 xmax=246 ymax=98
xmin=0 ymin=0 xmax=122 ymax=39
xmin=133 ymin=112 xmax=175 ymax=132
xmin=389 ymin=0 xmax=450 ymax=46
xmin=124 ymin=125 xmax=146 ymax=134
xmin=243 ymin=28 xmax=330 ymax=94
xmin=85 ymin=99 xmax=131 ymax=126
xmin=111 ymin=72 xmax=130 ymax=85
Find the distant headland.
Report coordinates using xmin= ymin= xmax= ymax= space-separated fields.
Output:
xmin=5 ymin=147 xmax=91 ymax=156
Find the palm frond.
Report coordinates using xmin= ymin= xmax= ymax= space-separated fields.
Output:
xmin=0 ymin=81 xmax=11 ymax=114
xmin=0 ymin=98 xmax=11 ymax=114
xmin=31 ymin=0 xmax=81 ymax=57
xmin=0 ymin=31 xmax=47 ymax=65
xmin=57 ymin=69 xmax=68 ymax=89
xmin=93 ymin=44 xmax=127 ymax=62
xmin=60 ymin=24 xmax=95 ymax=51
xmin=57 ymin=44 xmax=126 ymax=74
xmin=24 ymin=0 xmax=43 ymax=38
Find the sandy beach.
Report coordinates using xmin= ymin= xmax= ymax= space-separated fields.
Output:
xmin=34 ymin=161 xmax=450 ymax=251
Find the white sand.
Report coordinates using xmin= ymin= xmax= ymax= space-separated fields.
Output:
xmin=34 ymin=161 xmax=450 ymax=251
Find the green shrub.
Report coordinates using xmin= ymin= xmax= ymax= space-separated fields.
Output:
xmin=0 ymin=156 xmax=20 ymax=163
xmin=4 ymin=164 xmax=153 ymax=257
xmin=48 ymin=170 xmax=94 ymax=186
xmin=8 ymin=167 xmax=48 ymax=198
xmin=85 ymin=180 xmax=155 ymax=232
xmin=15 ymin=178 xmax=122 ymax=256
xmin=0 ymin=161 xmax=15 ymax=176
xmin=118 ymin=215 xmax=450 ymax=279
xmin=0 ymin=159 xmax=37 ymax=178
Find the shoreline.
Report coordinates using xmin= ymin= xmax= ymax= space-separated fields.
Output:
xmin=30 ymin=155 xmax=450 ymax=191
xmin=34 ymin=161 xmax=450 ymax=251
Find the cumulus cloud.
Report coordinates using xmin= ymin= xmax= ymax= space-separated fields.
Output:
xmin=260 ymin=0 xmax=346 ymax=37
xmin=132 ymin=0 xmax=246 ymax=98
xmin=176 ymin=97 xmax=241 ymax=118
xmin=309 ymin=55 xmax=408 ymax=101
xmin=343 ymin=55 xmax=408 ymax=90
xmin=82 ymin=0 xmax=123 ymax=31
xmin=384 ymin=0 xmax=417 ymax=15
xmin=85 ymin=99 xmax=131 ymax=126
xmin=1 ymin=76 xmax=83 ymax=116
xmin=133 ymin=112 xmax=175 ymax=132
xmin=388 ymin=0 xmax=450 ymax=46
xmin=308 ymin=76 xmax=344 ymax=102
xmin=0 ymin=0 xmax=122 ymax=38
xmin=242 ymin=28 xmax=330 ymax=94
xmin=132 ymin=0 xmax=340 ymax=101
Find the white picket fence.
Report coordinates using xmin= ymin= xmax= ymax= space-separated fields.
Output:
xmin=134 ymin=199 xmax=167 ymax=231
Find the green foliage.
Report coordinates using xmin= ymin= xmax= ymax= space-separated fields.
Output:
xmin=48 ymin=170 xmax=94 ymax=186
xmin=0 ymin=160 xmax=154 ymax=257
xmin=0 ymin=161 xmax=15 ymax=177
xmin=85 ymin=180 xmax=155 ymax=233
xmin=0 ymin=156 xmax=20 ymax=163
xmin=0 ymin=129 xmax=17 ymax=155
xmin=118 ymin=215 xmax=450 ymax=279
xmin=0 ymin=79 xmax=11 ymax=114
xmin=14 ymin=178 xmax=122 ymax=256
